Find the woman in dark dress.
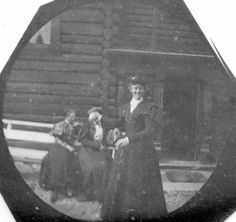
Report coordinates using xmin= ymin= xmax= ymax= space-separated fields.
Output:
xmin=45 ymin=109 xmax=80 ymax=202
xmin=90 ymin=75 xmax=167 ymax=221
xmin=77 ymin=107 xmax=112 ymax=202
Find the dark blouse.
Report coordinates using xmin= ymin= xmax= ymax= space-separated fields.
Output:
xmin=102 ymin=101 xmax=160 ymax=142
xmin=78 ymin=121 xmax=103 ymax=151
xmin=50 ymin=121 xmax=75 ymax=146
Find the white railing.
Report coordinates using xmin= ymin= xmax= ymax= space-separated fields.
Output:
xmin=3 ymin=119 xmax=54 ymax=128
xmin=3 ymin=119 xmax=55 ymax=144
xmin=2 ymin=119 xmax=55 ymax=163
xmin=1 ymin=119 xmax=216 ymax=170
xmin=2 ymin=119 xmax=163 ymax=164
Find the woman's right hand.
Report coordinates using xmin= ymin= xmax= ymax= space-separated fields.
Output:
xmin=115 ymin=137 xmax=129 ymax=148
xmin=66 ymin=145 xmax=74 ymax=152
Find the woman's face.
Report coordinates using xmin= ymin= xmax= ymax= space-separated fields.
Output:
xmin=66 ymin=112 xmax=76 ymax=123
xmin=129 ymin=83 xmax=145 ymax=100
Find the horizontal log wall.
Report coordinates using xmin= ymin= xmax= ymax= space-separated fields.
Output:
xmin=111 ymin=1 xmax=211 ymax=54
xmin=3 ymin=5 xmax=105 ymax=123
xmin=3 ymin=1 xmax=214 ymax=123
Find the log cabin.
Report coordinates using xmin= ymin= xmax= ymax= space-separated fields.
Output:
xmin=2 ymin=0 xmax=236 ymax=161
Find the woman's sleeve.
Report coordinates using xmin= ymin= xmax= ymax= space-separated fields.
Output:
xmin=101 ymin=115 xmax=123 ymax=129
xmin=78 ymin=122 xmax=101 ymax=150
xmin=101 ymin=107 xmax=124 ymax=129
xmin=80 ymin=138 xmax=101 ymax=151
xmin=126 ymin=105 xmax=158 ymax=142
xmin=50 ymin=122 xmax=64 ymax=139
xmin=50 ymin=122 xmax=74 ymax=151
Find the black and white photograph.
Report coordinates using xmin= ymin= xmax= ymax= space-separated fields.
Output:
xmin=0 ymin=0 xmax=236 ymax=221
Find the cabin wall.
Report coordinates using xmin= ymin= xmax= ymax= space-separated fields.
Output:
xmin=2 ymin=0 xmax=230 ymax=130
xmin=110 ymin=1 xmax=211 ymax=54
xmin=4 ymin=4 xmax=107 ymax=123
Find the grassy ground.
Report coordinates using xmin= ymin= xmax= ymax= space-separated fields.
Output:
xmin=15 ymin=162 xmax=196 ymax=220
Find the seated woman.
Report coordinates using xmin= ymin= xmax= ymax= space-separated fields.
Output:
xmin=77 ymin=107 xmax=112 ymax=203
xmin=39 ymin=109 xmax=82 ymax=203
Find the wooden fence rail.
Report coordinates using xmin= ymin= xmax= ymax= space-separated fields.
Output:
xmin=2 ymin=119 xmax=162 ymax=164
xmin=2 ymin=119 xmax=54 ymax=163
xmin=2 ymin=119 xmax=215 ymax=171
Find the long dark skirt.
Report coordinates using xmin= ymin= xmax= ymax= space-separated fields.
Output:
xmin=77 ymin=146 xmax=111 ymax=202
xmin=39 ymin=145 xmax=81 ymax=193
xmin=101 ymin=139 xmax=167 ymax=221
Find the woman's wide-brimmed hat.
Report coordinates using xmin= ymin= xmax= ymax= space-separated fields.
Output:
xmin=87 ymin=106 xmax=103 ymax=115
xmin=127 ymin=74 xmax=147 ymax=86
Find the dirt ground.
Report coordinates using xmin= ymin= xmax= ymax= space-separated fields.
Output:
xmin=15 ymin=161 xmax=196 ymax=221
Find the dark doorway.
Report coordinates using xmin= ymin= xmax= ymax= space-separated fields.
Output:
xmin=162 ymin=77 xmax=197 ymax=160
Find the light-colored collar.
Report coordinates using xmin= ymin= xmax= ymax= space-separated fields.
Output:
xmin=130 ymin=97 xmax=143 ymax=113
xmin=93 ymin=120 xmax=101 ymax=126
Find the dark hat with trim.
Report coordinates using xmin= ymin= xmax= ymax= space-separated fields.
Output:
xmin=87 ymin=106 xmax=103 ymax=115
xmin=128 ymin=74 xmax=147 ymax=86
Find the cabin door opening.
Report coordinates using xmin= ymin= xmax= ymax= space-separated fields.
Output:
xmin=162 ymin=78 xmax=198 ymax=160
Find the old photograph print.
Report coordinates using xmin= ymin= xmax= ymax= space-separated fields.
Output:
xmin=1 ymin=0 xmax=236 ymax=221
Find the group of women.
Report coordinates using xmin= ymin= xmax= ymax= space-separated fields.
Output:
xmin=39 ymin=75 xmax=168 ymax=221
